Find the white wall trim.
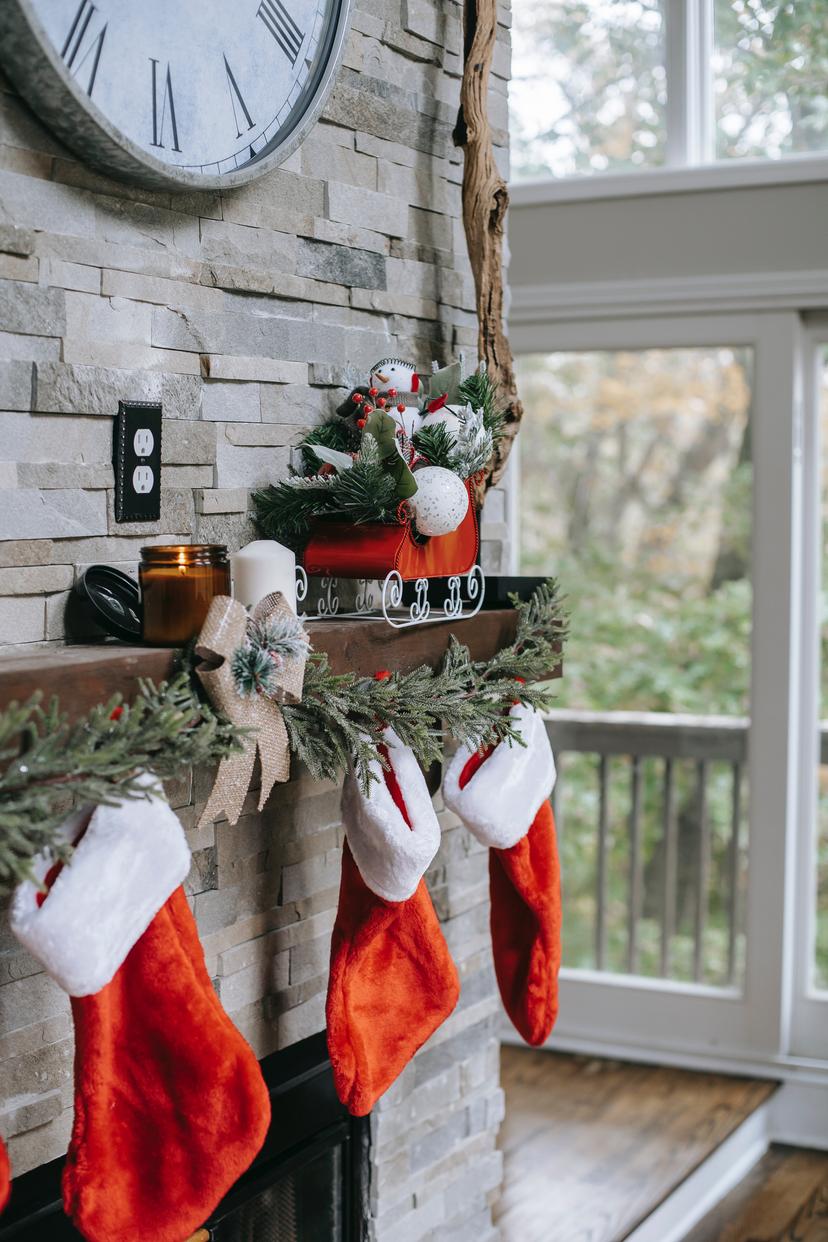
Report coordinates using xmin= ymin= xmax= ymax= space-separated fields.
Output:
xmin=770 ymin=1080 xmax=828 ymax=1150
xmin=502 ymin=1025 xmax=828 ymax=1097
xmin=624 ymin=1104 xmax=772 ymax=1242
xmin=510 ymin=269 xmax=828 ymax=325
xmin=510 ymin=153 xmax=828 ymax=206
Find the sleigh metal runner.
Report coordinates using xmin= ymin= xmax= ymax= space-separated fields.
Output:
xmin=295 ymin=565 xmax=486 ymax=629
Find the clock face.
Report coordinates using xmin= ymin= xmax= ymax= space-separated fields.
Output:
xmin=0 ymin=0 xmax=351 ymax=189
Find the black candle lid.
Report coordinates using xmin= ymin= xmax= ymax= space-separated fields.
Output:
xmin=71 ymin=565 xmax=143 ymax=643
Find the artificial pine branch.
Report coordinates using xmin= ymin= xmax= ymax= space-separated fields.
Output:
xmin=451 ymin=406 xmax=493 ymax=476
xmin=253 ymin=455 xmax=400 ymax=542
xmin=413 ymin=409 xmax=492 ymax=478
xmin=328 ymin=458 xmax=399 ymax=524
xmin=458 ymin=367 xmax=506 ymax=446
xmin=0 ymin=676 xmax=245 ymax=896
xmin=253 ymin=478 xmax=338 ymax=541
xmin=412 ymin=422 xmax=458 ymax=469
xmin=302 ymin=419 xmax=360 ymax=472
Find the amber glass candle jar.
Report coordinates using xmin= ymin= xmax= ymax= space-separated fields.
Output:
xmin=140 ymin=545 xmax=230 ymax=645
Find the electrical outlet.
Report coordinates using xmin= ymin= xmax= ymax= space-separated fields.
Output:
xmin=133 ymin=427 xmax=155 ymax=457
xmin=132 ymin=464 xmax=155 ymax=494
xmin=113 ymin=401 xmax=162 ymax=522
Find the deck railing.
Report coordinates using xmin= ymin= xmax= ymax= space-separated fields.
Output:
xmin=544 ymin=710 xmax=750 ymax=987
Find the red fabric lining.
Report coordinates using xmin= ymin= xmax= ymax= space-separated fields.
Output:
xmin=36 ymin=822 xmax=90 ymax=908
xmin=378 ymin=743 xmax=412 ymax=829
xmin=0 ymin=1137 xmax=9 ymax=1215
xmin=458 ymin=743 xmax=494 ymax=790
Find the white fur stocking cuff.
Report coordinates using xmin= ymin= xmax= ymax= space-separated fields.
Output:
xmin=443 ymin=705 xmax=556 ymax=849
xmin=342 ymin=728 xmax=440 ymax=903
xmin=10 ymin=771 xmax=191 ymax=997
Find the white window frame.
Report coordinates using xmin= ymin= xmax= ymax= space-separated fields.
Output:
xmin=510 ymin=0 xmax=828 ymax=206
xmin=791 ymin=317 xmax=828 ymax=1060
xmin=510 ymin=310 xmax=828 ymax=1077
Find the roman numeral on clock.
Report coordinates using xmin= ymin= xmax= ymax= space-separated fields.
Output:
xmin=149 ymin=60 xmax=182 ymax=153
xmin=224 ymin=56 xmax=255 ymax=139
xmin=257 ymin=0 xmax=305 ymax=66
xmin=61 ymin=0 xmax=107 ymax=96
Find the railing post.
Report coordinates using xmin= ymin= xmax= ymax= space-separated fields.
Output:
xmin=661 ymin=757 xmax=677 ymax=977
xmin=693 ymin=759 xmax=710 ymax=983
xmin=727 ymin=761 xmax=742 ymax=984
xmin=596 ymin=755 xmax=610 ymax=971
xmin=628 ymin=756 xmax=643 ymax=975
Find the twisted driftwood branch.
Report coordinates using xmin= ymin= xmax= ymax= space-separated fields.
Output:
xmin=454 ymin=0 xmax=523 ymax=500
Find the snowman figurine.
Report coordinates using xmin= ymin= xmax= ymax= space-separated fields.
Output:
xmin=416 ymin=359 xmax=469 ymax=441
xmin=367 ymin=356 xmax=423 ymax=438
xmin=369 ymin=356 xmax=420 ymax=395
xmin=417 ymin=394 xmax=466 ymax=441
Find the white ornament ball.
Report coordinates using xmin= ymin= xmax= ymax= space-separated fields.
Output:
xmin=409 ymin=466 xmax=469 ymax=537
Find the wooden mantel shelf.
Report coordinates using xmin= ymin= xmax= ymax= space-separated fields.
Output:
xmin=0 ymin=610 xmax=542 ymax=718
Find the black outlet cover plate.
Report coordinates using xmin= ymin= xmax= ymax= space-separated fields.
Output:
xmin=113 ymin=400 xmax=162 ymax=522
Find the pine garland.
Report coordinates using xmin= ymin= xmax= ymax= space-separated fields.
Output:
xmin=283 ymin=578 xmax=567 ymax=791
xmin=0 ymin=675 xmax=244 ymax=897
xmin=0 ymin=581 xmax=567 ymax=895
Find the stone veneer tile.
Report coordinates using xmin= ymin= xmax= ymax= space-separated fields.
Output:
xmin=0 ymin=489 xmax=107 ymax=541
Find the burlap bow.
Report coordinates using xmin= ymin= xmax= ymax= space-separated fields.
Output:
xmin=195 ymin=592 xmax=306 ymax=828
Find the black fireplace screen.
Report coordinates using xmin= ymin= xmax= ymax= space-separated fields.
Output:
xmin=210 ymin=1142 xmax=345 ymax=1242
xmin=0 ymin=1033 xmax=367 ymax=1242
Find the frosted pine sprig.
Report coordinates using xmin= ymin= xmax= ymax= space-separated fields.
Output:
xmin=283 ymin=473 xmax=337 ymax=489
xmin=249 ymin=613 xmax=311 ymax=661
xmin=232 ymin=612 xmax=311 ymax=699
xmin=232 ymin=644 xmax=279 ymax=698
xmin=451 ymin=405 xmax=493 ymax=477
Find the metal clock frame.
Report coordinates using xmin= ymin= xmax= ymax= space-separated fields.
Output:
xmin=0 ymin=0 xmax=353 ymax=191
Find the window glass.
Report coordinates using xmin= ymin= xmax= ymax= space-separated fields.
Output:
xmin=714 ymin=0 xmax=828 ymax=160
xmin=510 ymin=0 xmax=667 ymax=180
xmin=518 ymin=348 xmax=753 ymax=983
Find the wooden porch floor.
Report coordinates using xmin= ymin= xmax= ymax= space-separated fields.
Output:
xmin=684 ymin=1144 xmax=828 ymax=1241
xmin=495 ymin=1046 xmax=779 ymax=1242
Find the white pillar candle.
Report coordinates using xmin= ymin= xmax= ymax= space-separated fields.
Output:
xmin=231 ymin=540 xmax=297 ymax=612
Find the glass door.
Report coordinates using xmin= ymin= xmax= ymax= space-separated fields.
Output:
xmin=512 ymin=311 xmax=804 ymax=1063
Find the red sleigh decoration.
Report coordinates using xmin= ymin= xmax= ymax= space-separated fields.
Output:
xmin=302 ymin=481 xmax=479 ymax=581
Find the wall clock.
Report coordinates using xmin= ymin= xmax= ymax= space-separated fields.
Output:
xmin=0 ymin=0 xmax=352 ymax=190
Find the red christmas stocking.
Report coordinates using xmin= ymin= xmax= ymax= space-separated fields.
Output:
xmin=63 ymin=887 xmax=270 ymax=1242
xmin=327 ymin=729 xmax=460 ymax=1115
xmin=444 ymin=705 xmax=561 ymax=1046
xmin=10 ymin=776 xmax=270 ymax=1242
xmin=0 ymin=1137 xmax=10 ymax=1215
